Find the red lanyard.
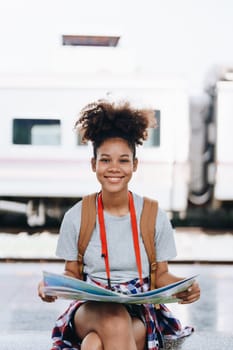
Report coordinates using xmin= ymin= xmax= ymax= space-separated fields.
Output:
xmin=97 ymin=192 xmax=143 ymax=289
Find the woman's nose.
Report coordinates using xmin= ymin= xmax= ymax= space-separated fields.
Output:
xmin=108 ymin=161 xmax=120 ymax=171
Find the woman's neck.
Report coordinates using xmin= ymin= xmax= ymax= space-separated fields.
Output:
xmin=101 ymin=190 xmax=129 ymax=216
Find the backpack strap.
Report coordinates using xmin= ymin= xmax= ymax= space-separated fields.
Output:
xmin=77 ymin=193 xmax=97 ymax=279
xmin=140 ymin=197 xmax=158 ymax=290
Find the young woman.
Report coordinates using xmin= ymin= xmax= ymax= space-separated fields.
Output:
xmin=38 ymin=100 xmax=200 ymax=350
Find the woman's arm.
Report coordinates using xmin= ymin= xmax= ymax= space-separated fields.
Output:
xmin=155 ymin=261 xmax=200 ymax=304
xmin=64 ymin=260 xmax=80 ymax=278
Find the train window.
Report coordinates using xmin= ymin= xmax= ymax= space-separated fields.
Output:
xmin=12 ymin=119 xmax=61 ymax=145
xmin=143 ymin=110 xmax=160 ymax=147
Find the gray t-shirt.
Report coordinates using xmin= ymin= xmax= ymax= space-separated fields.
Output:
xmin=56 ymin=193 xmax=177 ymax=284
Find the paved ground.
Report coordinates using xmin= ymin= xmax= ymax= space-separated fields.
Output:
xmin=0 ymin=262 xmax=233 ymax=349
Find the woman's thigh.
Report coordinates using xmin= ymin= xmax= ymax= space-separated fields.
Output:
xmin=80 ymin=317 xmax=146 ymax=350
xmin=74 ymin=302 xmax=132 ymax=338
xmin=74 ymin=301 xmax=146 ymax=349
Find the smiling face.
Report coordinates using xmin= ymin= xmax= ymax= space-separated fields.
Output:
xmin=91 ymin=137 xmax=138 ymax=195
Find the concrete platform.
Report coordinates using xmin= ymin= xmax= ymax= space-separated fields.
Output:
xmin=0 ymin=262 xmax=232 ymax=349
xmin=0 ymin=229 xmax=233 ymax=262
xmin=0 ymin=332 xmax=51 ymax=350
xmin=164 ymin=332 xmax=233 ymax=350
xmin=0 ymin=331 xmax=233 ymax=350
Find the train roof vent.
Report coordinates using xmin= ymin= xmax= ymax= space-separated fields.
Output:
xmin=62 ymin=35 xmax=120 ymax=47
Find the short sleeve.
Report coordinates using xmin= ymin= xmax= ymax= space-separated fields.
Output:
xmin=155 ymin=208 xmax=177 ymax=261
xmin=56 ymin=203 xmax=82 ymax=261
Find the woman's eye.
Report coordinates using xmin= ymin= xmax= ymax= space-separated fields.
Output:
xmin=100 ymin=158 xmax=109 ymax=163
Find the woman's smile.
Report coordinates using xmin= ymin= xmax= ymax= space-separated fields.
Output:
xmin=105 ymin=176 xmax=124 ymax=183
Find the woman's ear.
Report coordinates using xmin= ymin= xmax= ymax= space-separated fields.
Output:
xmin=91 ymin=157 xmax=96 ymax=172
xmin=133 ymin=158 xmax=138 ymax=172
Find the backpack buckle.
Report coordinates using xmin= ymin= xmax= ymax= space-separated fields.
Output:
xmin=151 ymin=262 xmax=157 ymax=271
xmin=77 ymin=253 xmax=83 ymax=263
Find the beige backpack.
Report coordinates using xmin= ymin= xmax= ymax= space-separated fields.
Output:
xmin=77 ymin=193 xmax=158 ymax=289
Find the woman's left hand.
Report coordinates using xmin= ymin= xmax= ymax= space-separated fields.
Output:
xmin=174 ymin=282 xmax=200 ymax=304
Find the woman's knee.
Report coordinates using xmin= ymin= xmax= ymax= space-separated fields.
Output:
xmin=81 ymin=332 xmax=103 ymax=350
xmin=132 ymin=318 xmax=146 ymax=350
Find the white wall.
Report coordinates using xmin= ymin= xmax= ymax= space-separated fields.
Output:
xmin=0 ymin=0 xmax=232 ymax=94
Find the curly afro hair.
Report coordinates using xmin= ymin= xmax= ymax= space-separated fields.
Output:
xmin=75 ymin=100 xmax=156 ymax=158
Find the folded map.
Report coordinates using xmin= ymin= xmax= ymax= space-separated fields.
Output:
xmin=43 ymin=271 xmax=197 ymax=304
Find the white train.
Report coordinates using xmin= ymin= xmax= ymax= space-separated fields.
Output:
xmin=0 ymin=73 xmax=232 ymax=227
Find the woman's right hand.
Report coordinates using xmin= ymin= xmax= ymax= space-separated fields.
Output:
xmin=38 ymin=280 xmax=57 ymax=303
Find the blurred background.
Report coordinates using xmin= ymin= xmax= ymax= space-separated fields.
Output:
xmin=0 ymin=1 xmax=233 ymax=347
xmin=1 ymin=0 xmax=233 ymax=231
